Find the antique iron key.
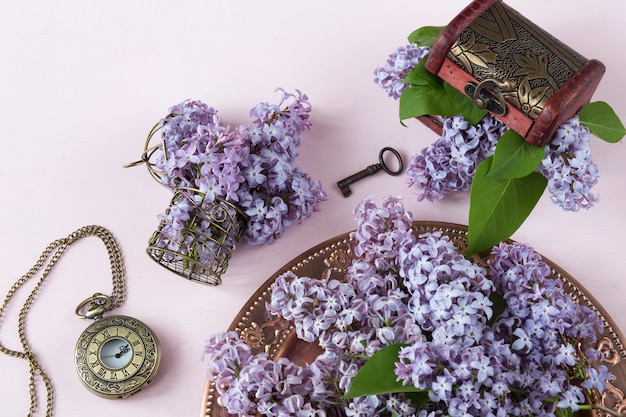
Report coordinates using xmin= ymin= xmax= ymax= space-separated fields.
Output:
xmin=336 ymin=147 xmax=403 ymax=197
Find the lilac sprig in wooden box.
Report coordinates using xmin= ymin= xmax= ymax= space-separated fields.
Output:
xmin=425 ymin=0 xmax=605 ymax=146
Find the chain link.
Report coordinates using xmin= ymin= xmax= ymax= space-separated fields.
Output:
xmin=0 ymin=225 xmax=127 ymax=416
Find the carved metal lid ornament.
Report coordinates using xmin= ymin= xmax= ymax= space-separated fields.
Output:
xmin=426 ymin=0 xmax=606 ymax=146
xmin=0 ymin=226 xmax=161 ymax=416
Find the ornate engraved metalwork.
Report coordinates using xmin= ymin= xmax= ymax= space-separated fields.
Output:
xmin=75 ymin=315 xmax=161 ymax=399
xmin=447 ymin=2 xmax=587 ymax=120
xmin=602 ymin=378 xmax=626 ymax=416
xmin=127 ymin=122 xmax=249 ymax=286
xmin=201 ymin=221 xmax=626 ymax=417
xmin=147 ymin=187 xmax=247 ymax=286
xmin=425 ymin=0 xmax=605 ymax=146
xmin=464 ymin=79 xmax=514 ymax=116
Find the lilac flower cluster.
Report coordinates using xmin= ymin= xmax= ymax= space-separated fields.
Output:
xmin=155 ymin=100 xmax=241 ymax=193
xmin=203 ymin=331 xmax=346 ymax=417
xmin=406 ymin=115 xmax=506 ymax=201
xmin=151 ymin=89 xmax=326 ymax=249
xmin=539 ymin=115 xmax=599 ymax=211
xmin=203 ymin=196 xmax=611 ymax=417
xmin=237 ymin=90 xmax=326 ymax=245
xmin=373 ymin=44 xmax=430 ymax=100
xmin=486 ymin=241 xmax=610 ymax=411
xmin=204 ymin=196 xmax=426 ymax=416
xmin=394 ymin=236 xmax=610 ymax=416
xmin=375 ymin=45 xmax=601 ymax=209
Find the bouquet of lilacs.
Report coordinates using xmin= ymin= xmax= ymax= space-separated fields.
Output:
xmin=374 ymin=32 xmax=625 ymax=256
xmin=143 ymin=89 xmax=326 ymax=283
xmin=153 ymin=88 xmax=325 ymax=244
xmin=203 ymin=195 xmax=615 ymax=417
xmin=375 ymin=44 xmax=598 ymax=209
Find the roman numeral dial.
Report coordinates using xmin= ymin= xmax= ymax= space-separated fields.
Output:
xmin=75 ymin=315 xmax=161 ymax=399
xmin=86 ymin=325 xmax=145 ymax=382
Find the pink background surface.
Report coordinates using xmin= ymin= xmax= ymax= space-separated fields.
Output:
xmin=1 ymin=1 xmax=625 ymax=416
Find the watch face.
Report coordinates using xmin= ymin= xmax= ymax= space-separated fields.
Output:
xmin=88 ymin=326 xmax=144 ymax=381
xmin=75 ymin=315 xmax=160 ymax=399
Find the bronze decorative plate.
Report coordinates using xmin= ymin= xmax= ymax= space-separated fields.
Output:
xmin=200 ymin=221 xmax=626 ymax=417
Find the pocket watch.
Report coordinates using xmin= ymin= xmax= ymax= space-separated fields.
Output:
xmin=0 ymin=225 xmax=163 ymax=415
xmin=74 ymin=294 xmax=161 ymax=399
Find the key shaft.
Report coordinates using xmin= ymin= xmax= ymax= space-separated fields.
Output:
xmin=337 ymin=164 xmax=382 ymax=197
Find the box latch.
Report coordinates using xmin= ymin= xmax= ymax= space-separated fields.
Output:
xmin=464 ymin=79 xmax=514 ymax=117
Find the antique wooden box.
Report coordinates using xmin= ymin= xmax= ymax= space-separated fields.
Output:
xmin=425 ymin=0 xmax=605 ymax=146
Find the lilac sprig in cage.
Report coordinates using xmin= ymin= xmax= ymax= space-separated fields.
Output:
xmin=140 ymin=89 xmax=326 ymax=284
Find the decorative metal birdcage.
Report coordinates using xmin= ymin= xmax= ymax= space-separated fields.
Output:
xmin=147 ymin=187 xmax=248 ymax=285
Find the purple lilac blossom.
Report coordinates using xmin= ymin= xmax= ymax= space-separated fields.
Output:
xmin=155 ymin=101 xmax=225 ymax=189
xmin=203 ymin=196 xmax=611 ymax=417
xmin=236 ymin=89 xmax=326 ymax=245
xmin=406 ymin=114 xmax=506 ymax=201
xmin=539 ymin=115 xmax=599 ymax=211
xmin=151 ymin=89 xmax=326 ymax=256
xmin=375 ymin=45 xmax=601 ymax=211
xmin=373 ymin=44 xmax=431 ymax=100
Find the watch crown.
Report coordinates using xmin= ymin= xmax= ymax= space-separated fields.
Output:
xmin=75 ymin=293 xmax=112 ymax=320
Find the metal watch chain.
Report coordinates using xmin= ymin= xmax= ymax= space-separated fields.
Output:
xmin=0 ymin=225 xmax=127 ymax=416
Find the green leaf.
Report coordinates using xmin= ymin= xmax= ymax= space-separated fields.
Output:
xmin=407 ymin=26 xmax=444 ymax=47
xmin=345 ymin=344 xmax=426 ymax=398
xmin=443 ymin=82 xmax=488 ymax=126
xmin=403 ymin=58 xmax=442 ymax=87
xmin=555 ymin=406 xmax=574 ymax=417
xmin=466 ymin=157 xmax=547 ymax=256
xmin=401 ymin=59 xmax=487 ymax=125
xmin=579 ymin=101 xmax=626 ymax=143
xmin=399 ymin=85 xmax=454 ymax=121
xmin=400 ymin=61 xmax=464 ymax=121
xmin=488 ymin=130 xmax=545 ymax=179
xmin=403 ymin=391 xmax=430 ymax=408
xmin=486 ymin=291 xmax=506 ymax=326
